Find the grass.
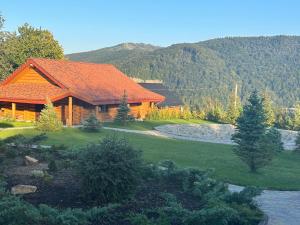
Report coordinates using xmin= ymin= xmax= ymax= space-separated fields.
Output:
xmin=103 ymin=119 xmax=214 ymax=131
xmin=0 ymin=120 xmax=34 ymax=128
xmin=0 ymin=127 xmax=300 ymax=190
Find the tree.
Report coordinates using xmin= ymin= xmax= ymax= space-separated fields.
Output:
xmin=1 ymin=23 xmax=64 ymax=79
xmin=114 ymin=91 xmax=133 ymax=125
xmin=81 ymin=114 xmax=102 ymax=132
xmin=76 ymin=136 xmax=143 ymax=204
xmin=36 ymin=98 xmax=63 ymax=132
xmin=265 ymin=127 xmax=284 ymax=152
xmin=262 ymin=91 xmax=275 ymax=127
xmin=232 ymin=91 xmax=273 ymax=172
xmin=225 ymin=90 xmax=242 ymax=124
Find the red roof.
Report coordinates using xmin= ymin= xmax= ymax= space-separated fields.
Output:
xmin=0 ymin=58 xmax=165 ymax=105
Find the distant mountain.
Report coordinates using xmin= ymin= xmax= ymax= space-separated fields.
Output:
xmin=66 ymin=43 xmax=160 ymax=64
xmin=66 ymin=36 xmax=300 ymax=108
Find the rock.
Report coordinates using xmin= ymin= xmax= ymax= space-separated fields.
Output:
xmin=25 ymin=155 xmax=39 ymax=166
xmin=11 ymin=185 xmax=37 ymax=195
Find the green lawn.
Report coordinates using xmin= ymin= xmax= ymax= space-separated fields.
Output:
xmin=0 ymin=127 xmax=299 ymax=190
xmin=103 ymin=119 xmax=214 ymax=131
xmin=0 ymin=121 xmax=34 ymax=128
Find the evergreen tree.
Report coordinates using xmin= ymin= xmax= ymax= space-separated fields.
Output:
xmin=36 ymin=98 xmax=63 ymax=132
xmin=114 ymin=91 xmax=133 ymax=125
xmin=265 ymin=127 xmax=284 ymax=152
xmin=225 ymin=90 xmax=242 ymax=125
xmin=232 ymin=91 xmax=273 ymax=172
xmin=262 ymin=91 xmax=275 ymax=127
xmin=81 ymin=114 xmax=102 ymax=132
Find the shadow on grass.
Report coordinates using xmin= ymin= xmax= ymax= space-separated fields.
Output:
xmin=0 ymin=122 xmax=14 ymax=128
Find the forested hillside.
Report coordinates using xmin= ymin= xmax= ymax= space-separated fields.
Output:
xmin=67 ymin=36 xmax=300 ymax=108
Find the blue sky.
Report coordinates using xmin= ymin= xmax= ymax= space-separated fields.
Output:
xmin=1 ymin=0 xmax=300 ymax=53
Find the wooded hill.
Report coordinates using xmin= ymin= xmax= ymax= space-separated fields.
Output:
xmin=67 ymin=36 xmax=300 ymax=108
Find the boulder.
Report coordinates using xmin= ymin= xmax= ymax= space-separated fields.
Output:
xmin=25 ymin=155 xmax=39 ymax=166
xmin=11 ymin=185 xmax=37 ymax=195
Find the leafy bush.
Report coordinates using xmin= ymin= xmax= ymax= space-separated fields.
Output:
xmin=36 ymin=99 xmax=63 ymax=132
xmin=76 ymin=136 xmax=143 ymax=204
xmin=81 ymin=114 xmax=102 ymax=132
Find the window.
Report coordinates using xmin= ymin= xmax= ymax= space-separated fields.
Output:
xmin=98 ymin=105 xmax=108 ymax=113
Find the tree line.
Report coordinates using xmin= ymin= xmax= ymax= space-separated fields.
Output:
xmin=0 ymin=14 xmax=64 ymax=80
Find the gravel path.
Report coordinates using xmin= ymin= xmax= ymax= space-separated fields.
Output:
xmin=104 ymin=125 xmax=300 ymax=225
xmin=155 ymin=124 xmax=298 ymax=150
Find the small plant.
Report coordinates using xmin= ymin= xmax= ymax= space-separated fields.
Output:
xmin=81 ymin=114 xmax=102 ymax=132
xmin=48 ymin=160 xmax=58 ymax=172
xmin=36 ymin=98 xmax=63 ymax=132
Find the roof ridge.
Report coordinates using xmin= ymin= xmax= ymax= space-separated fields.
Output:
xmin=30 ymin=57 xmax=114 ymax=67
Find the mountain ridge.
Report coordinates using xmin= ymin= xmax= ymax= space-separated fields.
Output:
xmin=66 ymin=35 xmax=300 ymax=108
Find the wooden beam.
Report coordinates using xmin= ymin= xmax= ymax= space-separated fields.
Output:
xmin=68 ymin=96 xmax=73 ymax=126
xmin=12 ymin=103 xmax=16 ymax=120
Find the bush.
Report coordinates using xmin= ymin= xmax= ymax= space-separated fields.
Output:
xmin=36 ymin=98 xmax=63 ymax=132
xmin=76 ymin=136 xmax=143 ymax=204
xmin=81 ymin=114 xmax=102 ymax=132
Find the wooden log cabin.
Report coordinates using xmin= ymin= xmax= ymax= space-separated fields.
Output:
xmin=0 ymin=58 xmax=165 ymax=125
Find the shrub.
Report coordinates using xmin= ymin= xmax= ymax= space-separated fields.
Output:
xmin=36 ymin=98 xmax=63 ymax=132
xmin=81 ymin=114 xmax=102 ymax=132
xmin=48 ymin=160 xmax=58 ymax=172
xmin=76 ymin=136 xmax=143 ymax=204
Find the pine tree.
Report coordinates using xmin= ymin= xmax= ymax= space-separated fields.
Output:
xmin=231 ymin=91 xmax=273 ymax=172
xmin=114 ymin=91 xmax=133 ymax=125
xmin=36 ymin=98 xmax=63 ymax=132
xmin=82 ymin=114 xmax=102 ymax=132
xmin=225 ymin=91 xmax=242 ymax=125
xmin=262 ymin=91 xmax=275 ymax=127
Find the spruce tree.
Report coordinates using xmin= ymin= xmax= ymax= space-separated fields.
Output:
xmin=114 ymin=91 xmax=133 ymax=125
xmin=36 ymin=98 xmax=63 ymax=132
xmin=262 ymin=92 xmax=275 ymax=127
xmin=226 ymin=91 xmax=242 ymax=125
xmin=232 ymin=91 xmax=273 ymax=172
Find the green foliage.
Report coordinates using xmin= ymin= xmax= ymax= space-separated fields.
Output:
xmin=265 ymin=128 xmax=284 ymax=152
xmin=3 ymin=133 xmax=47 ymax=157
xmin=0 ymin=22 xmax=64 ymax=79
xmin=114 ymin=91 xmax=134 ymax=125
xmin=232 ymin=91 xmax=273 ymax=172
xmin=48 ymin=159 xmax=58 ymax=172
xmin=224 ymin=91 xmax=242 ymax=125
xmin=68 ymin=36 xmax=300 ymax=108
xmin=293 ymin=103 xmax=300 ymax=131
xmin=36 ymin=99 xmax=63 ymax=132
xmin=275 ymin=109 xmax=294 ymax=130
xmin=81 ymin=114 xmax=102 ymax=132
xmin=75 ymin=136 xmax=143 ymax=204
xmin=262 ymin=92 xmax=275 ymax=127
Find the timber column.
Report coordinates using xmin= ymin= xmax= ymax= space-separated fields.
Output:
xmin=68 ymin=96 xmax=73 ymax=126
xmin=12 ymin=103 xmax=16 ymax=120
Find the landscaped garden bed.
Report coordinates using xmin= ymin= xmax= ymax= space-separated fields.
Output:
xmin=0 ymin=134 xmax=263 ymax=225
